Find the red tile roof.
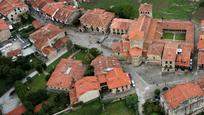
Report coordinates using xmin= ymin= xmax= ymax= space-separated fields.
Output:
xmin=0 ymin=0 xmax=27 ymax=16
xmin=74 ymin=77 xmax=100 ymax=98
xmin=47 ymin=58 xmax=85 ymax=90
xmin=139 ymin=3 xmax=152 ymax=12
xmin=42 ymin=2 xmax=64 ymax=16
xmin=6 ymin=105 xmax=27 ymax=115
xmin=163 ymin=83 xmax=204 ymax=109
xmin=80 ymin=8 xmax=115 ymax=28
xmin=97 ymin=74 xmax=107 ymax=84
xmin=7 ymin=48 xmax=21 ymax=57
xmin=91 ymin=56 xmax=121 ymax=76
xmin=129 ymin=47 xmax=143 ymax=57
xmin=112 ymin=41 xmax=130 ymax=59
xmin=198 ymin=32 xmax=204 ymax=49
xmin=0 ymin=19 xmax=9 ymax=31
xmin=198 ymin=51 xmax=204 ymax=65
xmin=42 ymin=46 xmax=56 ymax=56
xmin=29 ymin=0 xmax=54 ymax=9
xmin=175 ymin=44 xmax=192 ymax=67
xmin=32 ymin=20 xmax=44 ymax=29
xmin=162 ymin=42 xmax=178 ymax=61
xmin=110 ymin=18 xmax=134 ymax=30
xmin=147 ymin=42 xmax=164 ymax=57
xmin=54 ymin=37 xmax=70 ymax=49
xmin=30 ymin=23 xmax=64 ymax=50
xmin=106 ymin=68 xmax=131 ymax=89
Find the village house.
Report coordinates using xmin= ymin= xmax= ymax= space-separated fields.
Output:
xmin=47 ymin=58 xmax=85 ymax=92
xmin=29 ymin=23 xmax=69 ymax=60
xmin=79 ymin=8 xmax=115 ymax=33
xmin=91 ymin=55 xmax=121 ymax=76
xmin=198 ymin=21 xmax=204 ymax=70
xmin=146 ymin=42 xmax=164 ymax=64
xmin=0 ymin=19 xmax=11 ymax=42
xmin=32 ymin=20 xmax=44 ymax=29
xmin=27 ymin=0 xmax=54 ymax=12
xmin=112 ymin=40 xmax=130 ymax=61
xmin=175 ymin=44 xmax=192 ymax=70
xmin=41 ymin=2 xmax=82 ymax=25
xmin=139 ymin=3 xmax=152 ymax=17
xmin=0 ymin=0 xmax=28 ymax=23
xmin=110 ymin=18 xmax=134 ymax=35
xmin=70 ymin=76 xmax=100 ymax=104
xmin=161 ymin=43 xmax=178 ymax=73
xmin=160 ymin=83 xmax=204 ymax=115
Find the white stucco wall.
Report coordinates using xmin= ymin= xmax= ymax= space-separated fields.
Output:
xmin=78 ymin=90 xmax=100 ymax=103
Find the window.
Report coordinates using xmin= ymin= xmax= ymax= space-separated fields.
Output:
xmin=170 ymin=61 xmax=172 ymax=64
xmin=11 ymin=15 xmax=13 ymax=17
xmin=11 ymin=18 xmax=13 ymax=21
xmin=18 ymin=8 xmax=20 ymax=10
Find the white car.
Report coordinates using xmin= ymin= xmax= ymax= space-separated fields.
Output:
xmin=131 ymin=80 xmax=136 ymax=87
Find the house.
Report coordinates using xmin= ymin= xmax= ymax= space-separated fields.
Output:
xmin=0 ymin=0 xmax=28 ymax=23
xmin=91 ymin=55 xmax=121 ymax=76
xmin=129 ymin=47 xmax=143 ymax=66
xmin=42 ymin=2 xmax=81 ymax=25
xmin=32 ymin=20 xmax=44 ymax=29
xmin=28 ymin=0 xmax=54 ymax=12
xmin=160 ymin=83 xmax=204 ymax=115
xmin=110 ymin=18 xmax=134 ymax=35
xmin=146 ymin=42 xmax=164 ymax=64
xmin=198 ymin=25 xmax=204 ymax=70
xmin=175 ymin=44 xmax=192 ymax=70
xmin=71 ymin=77 xmax=100 ymax=104
xmin=0 ymin=19 xmax=11 ymax=42
xmin=47 ymin=58 xmax=85 ymax=91
xmin=139 ymin=3 xmax=152 ymax=17
xmin=112 ymin=41 xmax=130 ymax=61
xmin=105 ymin=68 xmax=131 ymax=94
xmin=79 ymin=8 xmax=115 ymax=34
xmin=29 ymin=23 xmax=69 ymax=60
xmin=162 ymin=43 xmax=178 ymax=73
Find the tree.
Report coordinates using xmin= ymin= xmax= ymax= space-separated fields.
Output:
xmin=15 ymin=81 xmax=27 ymax=102
xmin=84 ymin=65 xmax=94 ymax=76
xmin=109 ymin=4 xmax=134 ymax=19
xmin=89 ymin=48 xmax=101 ymax=57
xmin=154 ymin=89 xmax=161 ymax=96
xmin=125 ymin=95 xmax=139 ymax=115
xmin=24 ymin=101 xmax=34 ymax=111
xmin=36 ymin=65 xmax=43 ymax=73
xmin=143 ymin=99 xmax=164 ymax=115
xmin=41 ymin=63 xmax=47 ymax=70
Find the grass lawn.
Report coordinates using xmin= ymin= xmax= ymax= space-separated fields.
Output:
xmin=162 ymin=32 xmax=174 ymax=40
xmin=80 ymin=0 xmax=139 ymax=19
xmin=26 ymin=74 xmax=47 ymax=94
xmin=142 ymin=0 xmax=198 ymax=20
xmin=73 ymin=50 xmax=93 ymax=64
xmin=101 ymin=101 xmax=135 ymax=115
xmin=175 ymin=33 xmax=186 ymax=41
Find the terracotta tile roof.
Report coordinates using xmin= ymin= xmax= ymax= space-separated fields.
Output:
xmin=54 ymin=37 xmax=70 ymax=49
xmin=162 ymin=42 xmax=178 ymax=61
xmin=112 ymin=41 xmax=130 ymax=59
xmin=139 ymin=3 xmax=152 ymax=12
xmin=6 ymin=48 xmax=21 ymax=57
xmin=30 ymin=23 xmax=64 ymax=50
xmin=80 ymin=8 xmax=115 ymax=28
xmin=42 ymin=2 xmax=64 ymax=16
xmin=32 ymin=20 xmax=44 ymax=29
xmin=47 ymin=58 xmax=85 ymax=90
xmin=42 ymin=46 xmax=56 ymax=56
xmin=198 ymin=51 xmax=204 ymax=65
xmin=163 ymin=83 xmax=204 ymax=109
xmin=198 ymin=32 xmax=204 ymax=49
xmin=0 ymin=19 xmax=9 ymax=31
xmin=69 ymin=87 xmax=78 ymax=105
xmin=29 ymin=0 xmax=54 ymax=9
xmin=129 ymin=47 xmax=142 ymax=57
xmin=0 ymin=0 xmax=27 ymax=16
xmin=176 ymin=44 xmax=192 ymax=67
xmin=33 ymin=101 xmax=48 ymax=113
xmin=106 ymin=68 xmax=131 ymax=89
xmin=74 ymin=77 xmax=100 ymax=98
xmin=97 ymin=74 xmax=106 ymax=84
xmin=91 ymin=56 xmax=121 ymax=76
xmin=6 ymin=105 xmax=27 ymax=115
xmin=147 ymin=42 xmax=164 ymax=57
xmin=196 ymin=77 xmax=204 ymax=89
xmin=110 ymin=18 xmax=134 ymax=30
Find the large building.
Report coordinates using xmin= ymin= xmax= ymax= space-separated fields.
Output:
xmin=80 ymin=8 xmax=115 ymax=34
xmin=160 ymin=83 xmax=204 ymax=115
xmin=112 ymin=3 xmax=194 ymax=72
xmin=0 ymin=19 xmax=11 ymax=42
xmin=47 ymin=58 xmax=85 ymax=91
xmin=0 ymin=0 xmax=28 ymax=23
xmin=29 ymin=23 xmax=69 ymax=60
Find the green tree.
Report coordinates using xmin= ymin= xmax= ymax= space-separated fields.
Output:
xmin=14 ymin=81 xmax=27 ymax=102
xmin=143 ymin=99 xmax=164 ymax=115
xmin=36 ymin=65 xmax=43 ymax=73
xmin=109 ymin=4 xmax=134 ymax=19
xmin=154 ymin=89 xmax=161 ymax=96
xmin=24 ymin=101 xmax=34 ymax=111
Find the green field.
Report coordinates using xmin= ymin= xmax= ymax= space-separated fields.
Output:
xmin=162 ymin=32 xmax=174 ymax=40
xmin=175 ymin=33 xmax=186 ymax=41
xmin=80 ymin=0 xmax=199 ymax=20
xmin=162 ymin=32 xmax=185 ymax=41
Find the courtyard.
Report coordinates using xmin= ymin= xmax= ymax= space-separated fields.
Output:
xmin=162 ymin=31 xmax=186 ymax=41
